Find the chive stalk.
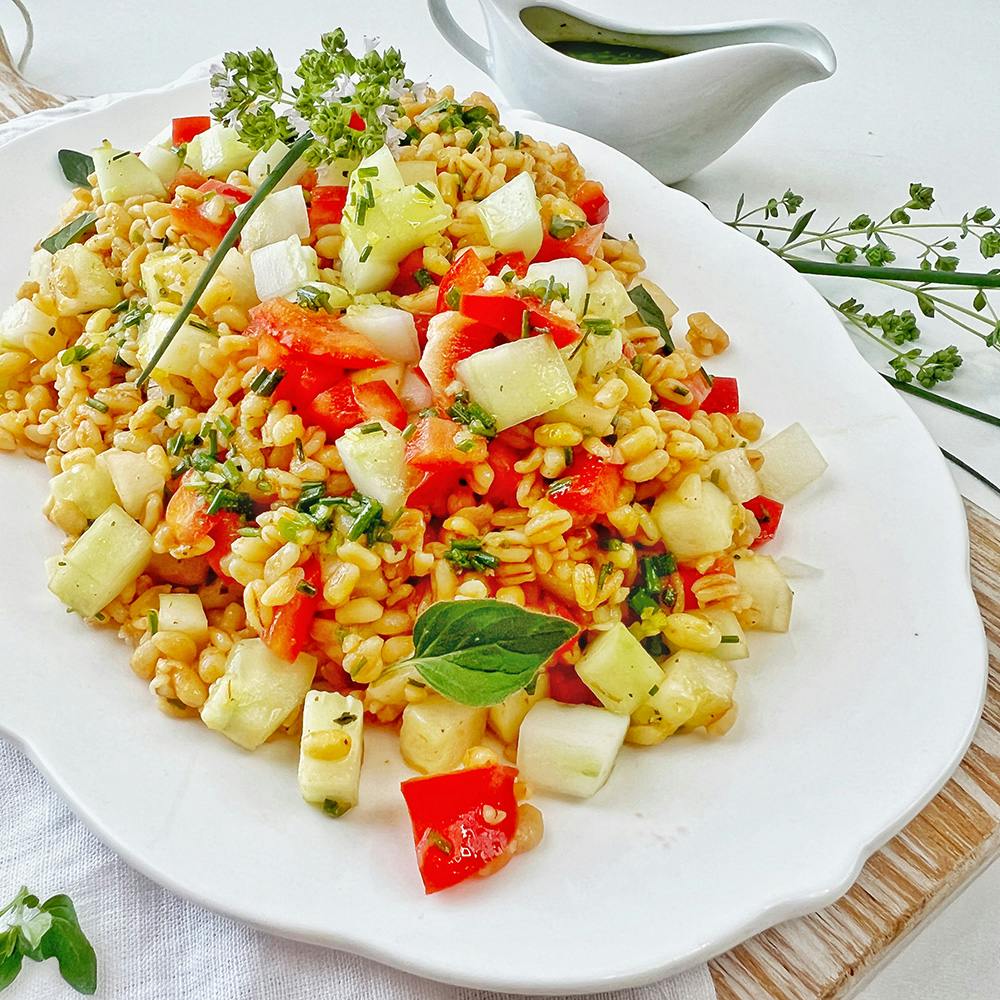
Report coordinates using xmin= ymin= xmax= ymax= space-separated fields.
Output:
xmin=880 ymin=374 xmax=1000 ymax=427
xmin=136 ymin=131 xmax=316 ymax=386
xmin=789 ymin=258 xmax=1000 ymax=288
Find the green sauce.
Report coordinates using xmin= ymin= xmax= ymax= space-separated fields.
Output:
xmin=547 ymin=39 xmax=669 ymax=65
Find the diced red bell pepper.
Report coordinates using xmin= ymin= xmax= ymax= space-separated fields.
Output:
xmin=459 ymin=291 xmax=580 ymax=348
xmin=407 ymin=468 xmax=465 ymax=516
xmin=391 ymin=247 xmax=432 ymax=297
xmin=308 ymin=185 xmax=349 ymax=229
xmin=419 ymin=313 xmax=498 ymax=402
xmin=405 ymin=416 xmax=478 ymax=472
xmin=486 ymin=440 xmax=523 ymax=508
xmin=489 ymin=252 xmax=529 ymax=279
xmin=167 ymin=166 xmax=207 ymax=197
xmin=677 ymin=556 xmax=734 ymax=611
xmin=548 ymin=454 xmax=622 ymax=516
xmin=352 ymin=379 xmax=407 ymax=429
xmin=701 ymin=375 xmax=739 ymax=415
xmin=306 ymin=380 xmax=365 ymax=439
xmin=172 ymin=116 xmax=212 ymax=146
xmin=547 ymin=659 xmax=601 ymax=706
xmin=247 ymin=298 xmax=386 ymax=371
xmin=206 ymin=512 xmax=241 ymax=580
xmin=743 ymin=495 xmax=784 ymax=547
xmin=169 ymin=200 xmax=235 ymax=248
xmin=437 ymin=250 xmax=489 ymax=312
xmin=412 ymin=313 xmax=432 ymax=351
xmin=198 ymin=178 xmax=252 ymax=204
xmin=165 ymin=473 xmax=243 ymax=580
xmin=534 ymin=223 xmax=604 ymax=264
xmin=400 ymin=764 xmax=519 ymax=894
xmin=662 ymin=369 xmax=713 ymax=418
xmin=348 ymin=110 xmax=366 ymax=131
xmin=263 ymin=556 xmax=322 ymax=663
xmin=526 ymin=302 xmax=580 ymax=348
xmin=572 ymin=180 xmax=610 ymax=226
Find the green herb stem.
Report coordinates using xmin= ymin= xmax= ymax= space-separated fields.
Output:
xmin=136 ymin=131 xmax=315 ymax=386
xmin=789 ymin=258 xmax=1000 ymax=288
xmin=880 ymin=374 xmax=1000 ymax=427
xmin=939 ymin=447 xmax=1000 ymax=496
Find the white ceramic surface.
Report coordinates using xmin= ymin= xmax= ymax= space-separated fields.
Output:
xmin=0 ymin=77 xmax=987 ymax=995
xmin=428 ymin=0 xmax=835 ymax=183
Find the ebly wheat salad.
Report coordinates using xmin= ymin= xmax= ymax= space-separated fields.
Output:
xmin=0 ymin=32 xmax=826 ymax=894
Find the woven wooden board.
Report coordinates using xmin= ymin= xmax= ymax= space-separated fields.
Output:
xmin=3 ymin=56 xmax=998 ymax=1000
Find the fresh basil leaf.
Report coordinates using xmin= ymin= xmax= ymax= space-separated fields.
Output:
xmin=627 ymin=284 xmax=675 ymax=353
xmin=40 ymin=213 xmax=99 ymax=254
xmin=36 ymin=895 xmax=97 ymax=995
xmin=58 ymin=149 xmax=95 ymax=187
xmin=0 ymin=943 xmax=23 ymax=992
xmin=409 ymin=599 xmax=577 ymax=707
xmin=16 ymin=908 xmax=52 ymax=952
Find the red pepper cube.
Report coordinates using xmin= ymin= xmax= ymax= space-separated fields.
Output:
xmin=701 ymin=375 xmax=740 ymax=415
xmin=743 ymin=495 xmax=784 ymax=547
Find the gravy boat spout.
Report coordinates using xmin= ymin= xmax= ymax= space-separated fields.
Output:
xmin=428 ymin=0 xmax=836 ymax=183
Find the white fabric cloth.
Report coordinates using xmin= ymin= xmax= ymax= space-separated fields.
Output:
xmin=0 ymin=740 xmax=715 ymax=1000
xmin=0 ymin=69 xmax=715 ymax=1000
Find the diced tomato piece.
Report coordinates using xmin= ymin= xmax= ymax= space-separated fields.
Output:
xmin=169 ymin=201 xmax=234 ymax=248
xmin=548 ymin=454 xmax=622 ymax=516
xmin=164 ymin=471 xmax=214 ymax=546
xmin=353 ymin=379 xmax=407 ymax=429
xmin=270 ymin=351 xmax=342 ymax=409
xmin=489 ymin=252 xmax=529 ymax=278
xmin=308 ymin=185 xmax=349 ymax=229
xmin=677 ymin=556 xmax=734 ymax=610
xmin=437 ymin=250 xmax=489 ymax=313
xmin=206 ymin=512 xmax=241 ymax=579
xmin=547 ymin=658 xmax=601 ymax=706
xmin=534 ymin=223 xmax=604 ymax=264
xmin=420 ymin=313 xmax=498 ymax=402
xmin=744 ymin=495 xmax=784 ymax=547
xmin=701 ymin=375 xmax=739 ymax=415
xmin=172 ymin=116 xmax=212 ymax=146
xmin=526 ymin=302 xmax=580 ymax=348
xmin=348 ymin=110 xmax=366 ymax=131
xmin=486 ymin=440 xmax=522 ymax=508
xmin=391 ymin=247 xmax=431 ymax=297
xmin=306 ymin=381 xmax=365 ymax=439
xmin=405 ymin=416 xmax=477 ymax=472
xmin=459 ymin=291 xmax=529 ymax=338
xmin=247 ymin=298 xmax=386 ymax=371
xmin=407 ymin=468 xmax=465 ymax=516
xmin=198 ymin=178 xmax=252 ymax=204
xmin=662 ymin=369 xmax=713 ymax=418
xmin=572 ymin=180 xmax=610 ymax=226
xmin=263 ymin=557 xmax=322 ymax=663
xmin=400 ymin=764 xmax=519 ymax=894
xmin=167 ymin=167 xmax=207 ymax=198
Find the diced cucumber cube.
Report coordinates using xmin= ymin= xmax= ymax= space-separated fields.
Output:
xmin=139 ymin=143 xmax=182 ymax=188
xmin=194 ymin=124 xmax=254 ymax=179
xmin=50 ymin=245 xmax=119 ymax=317
xmin=476 ymin=171 xmax=543 ymax=260
xmin=238 ymin=185 xmax=310 ymax=254
xmin=734 ymin=554 xmax=793 ymax=632
xmin=704 ymin=448 xmax=762 ymax=504
xmin=516 ymin=700 xmax=628 ymax=798
xmin=201 ymin=638 xmax=316 ymax=750
xmin=575 ymin=621 xmax=664 ymax=715
xmin=396 ymin=159 xmax=439 ymax=188
xmin=97 ymin=449 xmax=167 ymax=519
xmin=585 ymin=269 xmax=637 ymax=326
xmin=351 ymin=362 xmax=406 ymax=395
xmin=651 ymin=479 xmax=736 ymax=560
xmin=455 ymin=334 xmax=577 ymax=431
xmin=137 ymin=309 xmax=215 ymax=380
xmin=28 ymin=249 xmax=53 ymax=286
xmin=342 ymin=305 xmax=419 ymax=363
xmin=340 ymin=236 xmax=399 ymax=294
xmin=315 ymin=156 xmax=359 ymax=187
xmin=757 ymin=422 xmax=828 ymax=501
xmin=92 ymin=144 xmax=166 ymax=202
xmin=158 ymin=593 xmax=208 ymax=641
xmin=548 ymin=391 xmax=616 ymax=437
xmin=524 ymin=258 xmax=588 ymax=316
xmin=298 ymin=691 xmax=364 ymax=811
xmin=250 ymin=235 xmax=319 ymax=301
xmin=341 ymin=184 xmax=452 ymax=265
xmin=248 ymin=140 xmax=309 ymax=191
xmin=399 ymin=696 xmax=487 ymax=773
xmin=207 ymin=248 xmax=259 ymax=311
xmin=49 ymin=462 xmax=117 ymax=521
xmin=580 ymin=327 xmax=623 ymax=377
xmin=698 ymin=608 xmax=749 ymax=660
xmin=0 ymin=298 xmax=56 ymax=353
xmin=487 ymin=671 xmax=549 ymax=744
xmin=48 ymin=504 xmax=152 ymax=617
xmin=140 ymin=248 xmax=209 ymax=308
xmin=350 ymin=145 xmax=404 ymax=198
xmin=336 ymin=421 xmax=408 ymax=517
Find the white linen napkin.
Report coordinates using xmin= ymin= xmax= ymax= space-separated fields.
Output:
xmin=0 ymin=740 xmax=715 ymax=1000
xmin=0 ymin=67 xmax=716 ymax=1000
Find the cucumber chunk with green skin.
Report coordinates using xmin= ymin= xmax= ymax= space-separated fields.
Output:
xmin=574 ymin=621 xmax=664 ymax=715
xmin=49 ymin=462 xmax=117 ymax=521
xmin=139 ymin=142 xmax=182 ymax=188
xmin=399 ymin=696 xmax=487 ymax=774
xmin=476 ymin=171 xmax=543 ymax=260
xmin=48 ymin=503 xmax=152 ymax=617
xmin=140 ymin=248 xmax=209 ymax=308
xmin=298 ymin=691 xmax=364 ymax=810
xmin=455 ymin=334 xmax=577 ymax=430
xmin=342 ymin=186 xmax=452 ymax=266
xmin=516 ymin=700 xmax=628 ymax=798
xmin=584 ymin=269 xmax=637 ymax=326
xmin=524 ymin=258 xmax=588 ymax=316
xmin=703 ymin=448 xmax=762 ymax=505
xmin=756 ymin=422 xmax=828 ymax=502
xmin=248 ymin=139 xmax=310 ymax=191
xmin=50 ymin=245 xmax=119 ymax=317
xmin=191 ymin=124 xmax=254 ymax=179
xmin=201 ymin=638 xmax=316 ymax=750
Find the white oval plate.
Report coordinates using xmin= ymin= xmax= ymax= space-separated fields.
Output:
xmin=0 ymin=77 xmax=987 ymax=995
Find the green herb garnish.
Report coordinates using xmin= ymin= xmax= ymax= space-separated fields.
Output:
xmin=447 ymin=391 xmax=497 ymax=438
xmin=40 ymin=212 xmax=99 ymax=254
xmin=627 ymin=285 xmax=675 ymax=353
xmin=249 ymin=367 xmax=286 ymax=396
xmin=296 ymin=284 xmax=334 ymax=312
xmin=627 ymin=553 xmax=677 ymax=617
xmin=443 ymin=537 xmax=499 ymax=573
xmin=57 ymin=149 xmax=95 ymax=187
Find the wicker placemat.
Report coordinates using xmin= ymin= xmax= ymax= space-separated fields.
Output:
xmin=2 ymin=54 xmax=998 ymax=1000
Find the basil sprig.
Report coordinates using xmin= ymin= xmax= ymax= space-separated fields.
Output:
xmin=0 ymin=887 xmax=97 ymax=994
xmin=408 ymin=599 xmax=577 ymax=707
xmin=627 ymin=284 xmax=675 ymax=353
xmin=58 ymin=149 xmax=95 ymax=187
xmin=40 ymin=212 xmax=99 ymax=254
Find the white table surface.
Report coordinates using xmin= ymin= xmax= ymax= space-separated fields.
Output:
xmin=4 ymin=1 xmax=999 ymax=997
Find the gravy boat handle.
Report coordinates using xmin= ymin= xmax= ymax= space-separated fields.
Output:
xmin=428 ymin=0 xmax=493 ymax=74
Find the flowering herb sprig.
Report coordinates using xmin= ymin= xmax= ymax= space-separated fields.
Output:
xmin=210 ymin=28 xmax=412 ymax=163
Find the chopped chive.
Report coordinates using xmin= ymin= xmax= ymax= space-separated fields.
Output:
xmin=147 ymin=609 xmax=159 ymax=635
xmin=356 ymin=165 xmax=379 ymax=178
xmin=249 ymin=367 xmax=286 ymax=396
xmin=111 ymin=299 xmax=129 ymax=314
xmin=323 ymin=798 xmax=349 ymax=818
xmin=428 ymin=829 xmax=453 ymax=854
xmin=359 ymin=244 xmax=373 ymax=262
xmin=237 ymin=526 xmax=262 ymax=537
xmin=216 ymin=413 xmax=235 ymax=437
xmin=413 ymin=267 xmax=434 ymax=289
xmin=582 ymin=292 xmax=591 ymax=315
xmin=720 ymin=634 xmax=740 ymax=644
xmin=547 ymin=476 xmax=572 ymax=496
xmin=84 ymin=396 xmax=108 ymax=413
xmin=456 ymin=438 xmax=475 ymax=452
xmin=364 ymin=180 xmax=374 ymax=206
xmin=359 ymin=421 xmax=383 ymax=434
xmin=467 ymin=130 xmax=482 ymax=153
xmin=445 ymin=287 xmax=460 ymax=310
xmin=401 ymin=422 xmax=417 ymax=440
xmin=356 ymin=200 xmax=368 ymax=226
xmin=297 ymin=581 xmax=318 ymax=596
xmin=520 ymin=310 xmax=531 ymax=338
xmin=415 ymin=182 xmax=435 ymax=199
xmin=514 ymin=131 xmax=522 ymax=149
